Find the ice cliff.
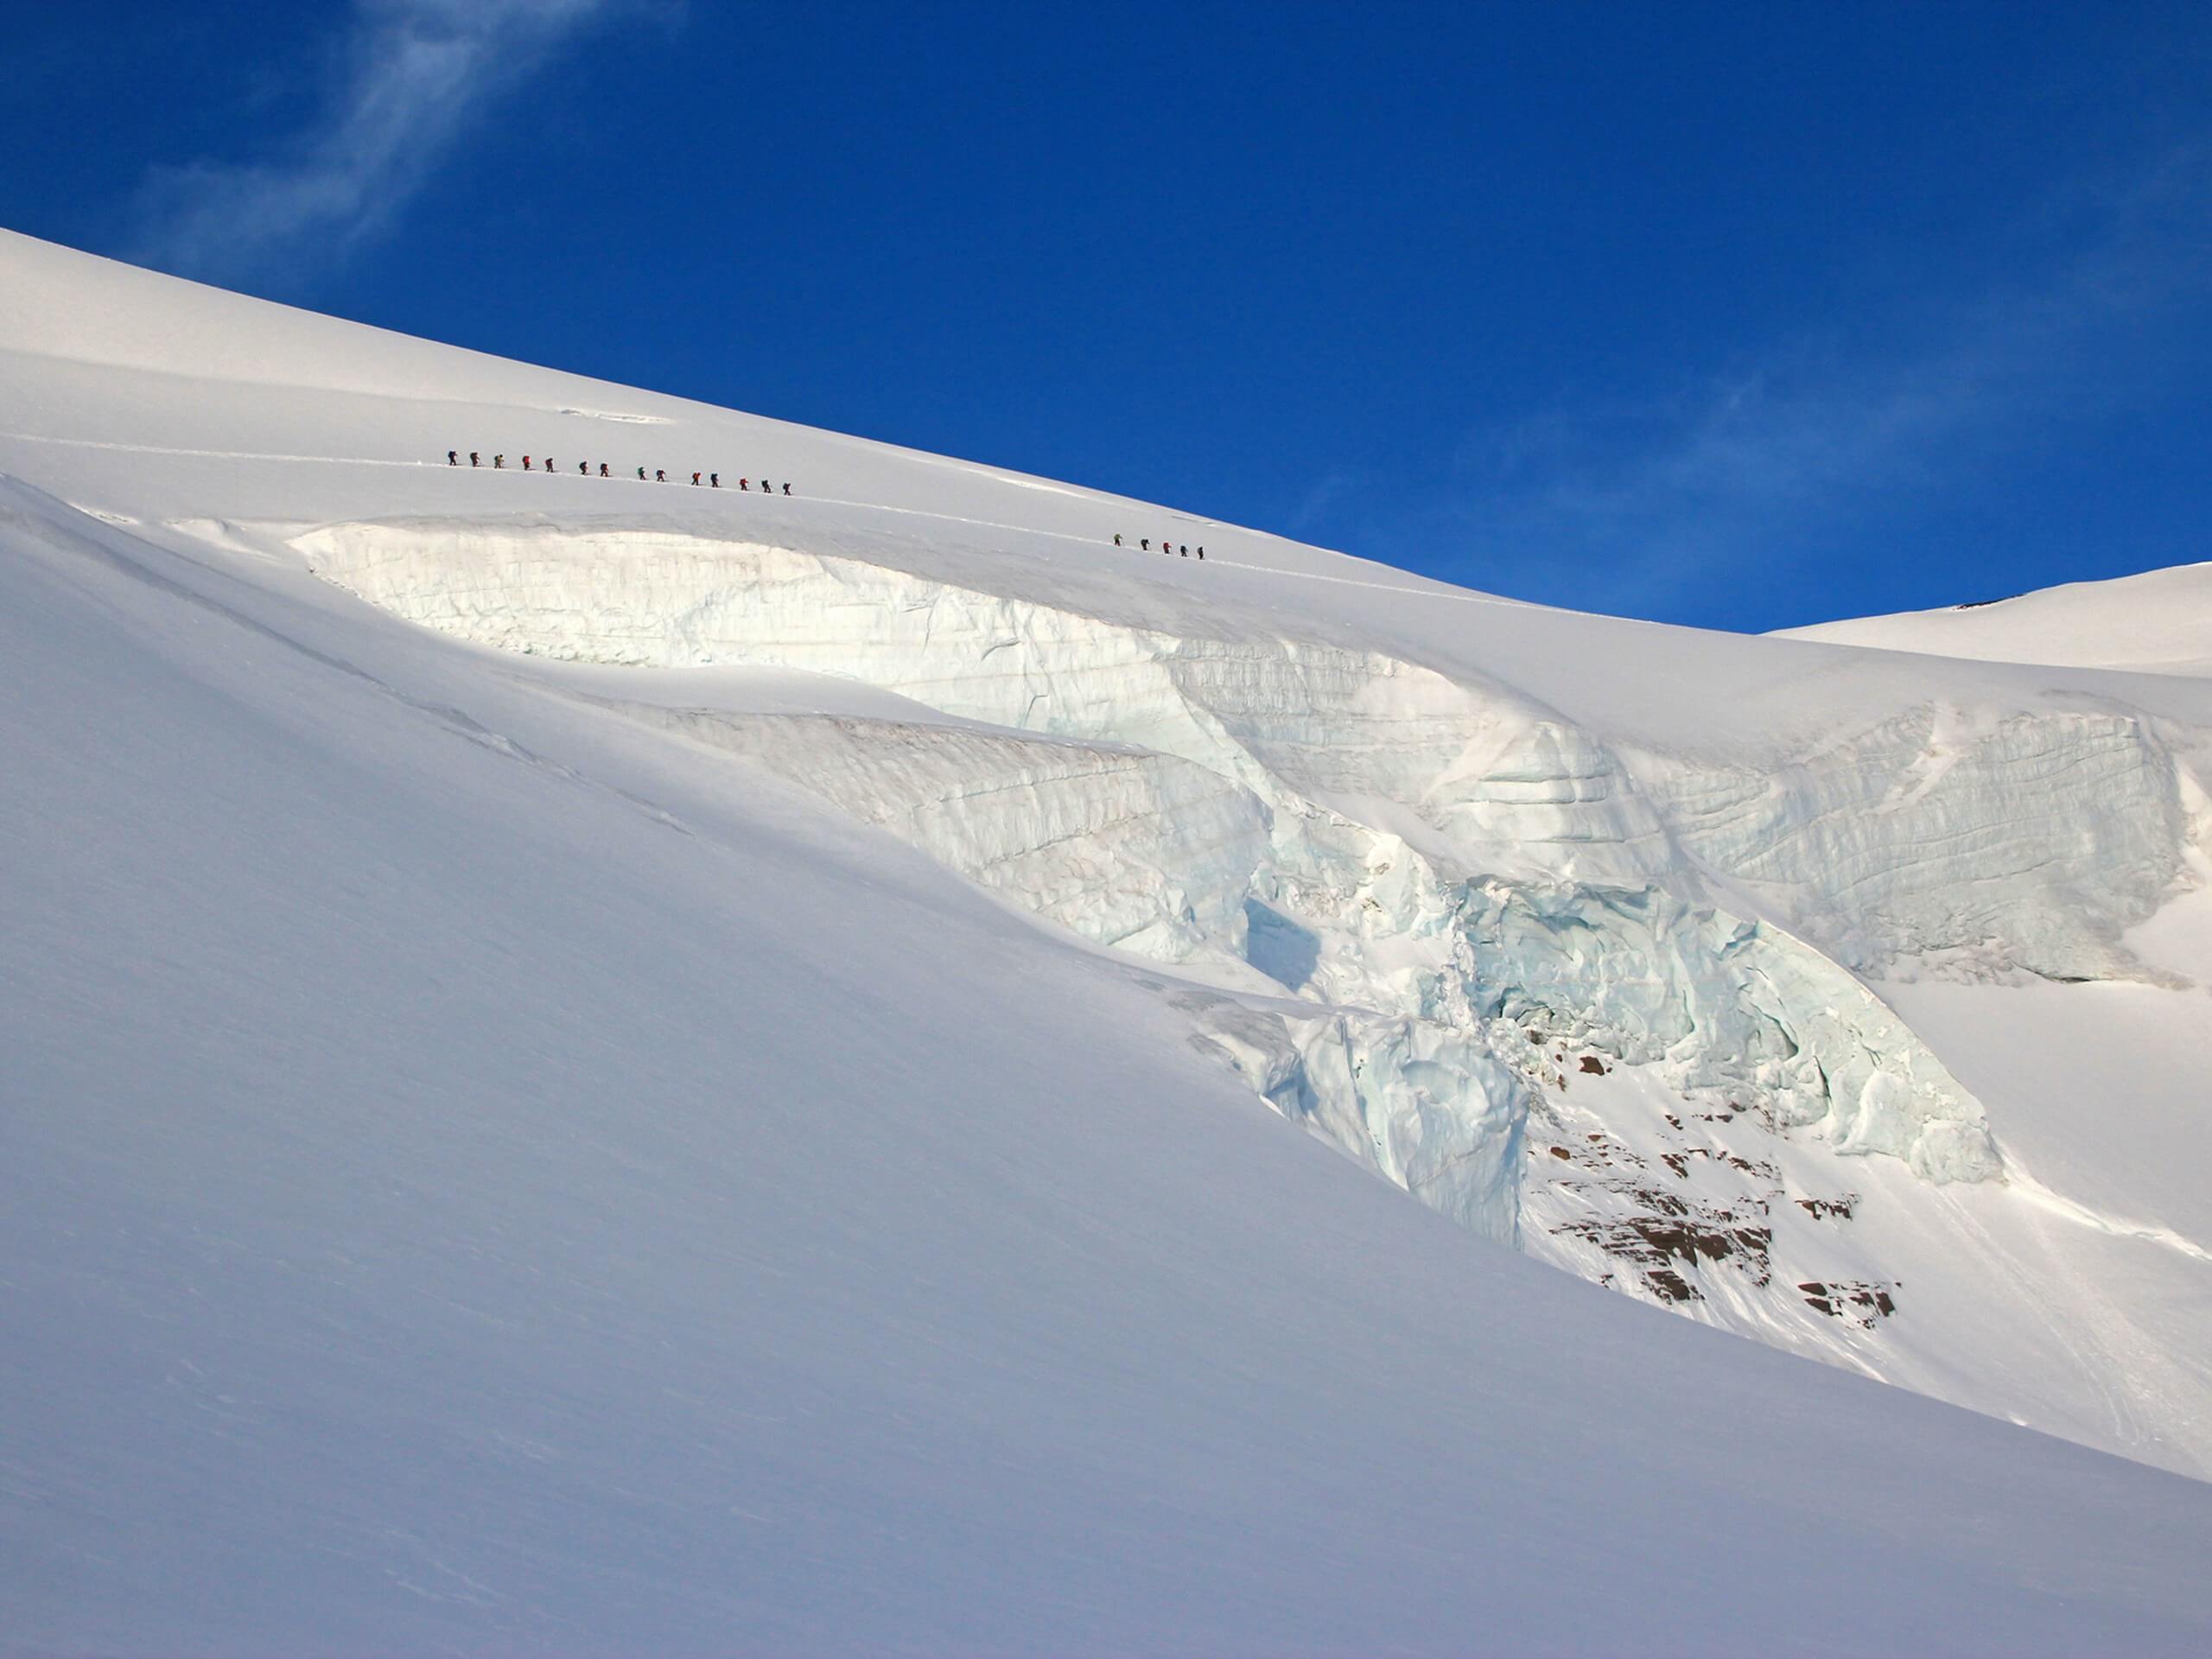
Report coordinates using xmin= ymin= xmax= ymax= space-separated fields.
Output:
xmin=293 ymin=521 xmax=2195 ymax=1252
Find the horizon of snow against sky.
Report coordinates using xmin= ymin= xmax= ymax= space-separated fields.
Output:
xmin=4 ymin=1 xmax=2212 ymax=629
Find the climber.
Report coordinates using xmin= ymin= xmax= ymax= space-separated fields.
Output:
xmin=494 ymin=454 xmax=505 ymax=468
xmin=1113 ymin=533 xmax=1122 ymax=546
xmin=710 ymin=473 xmax=720 ymax=487
xmin=469 ymin=452 xmax=480 ymax=467
xmin=447 ymin=450 xmax=458 ymax=466
xmin=656 ymin=469 xmax=666 ymax=482
xmin=600 ymin=462 xmax=609 ymax=477
xmin=782 ymin=481 xmax=791 ymax=495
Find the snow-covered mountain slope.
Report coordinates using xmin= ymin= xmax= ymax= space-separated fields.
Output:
xmin=5 ymin=228 xmax=2212 ymax=1651
xmin=1779 ymin=562 xmax=2212 ymax=676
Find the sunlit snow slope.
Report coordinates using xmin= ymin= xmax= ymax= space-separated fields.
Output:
xmin=5 ymin=228 xmax=2212 ymax=1653
xmin=1780 ymin=563 xmax=2212 ymax=677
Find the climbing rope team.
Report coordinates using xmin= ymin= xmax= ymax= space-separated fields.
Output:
xmin=1113 ymin=531 xmax=1204 ymax=560
xmin=446 ymin=449 xmax=1204 ymax=559
xmin=449 ymin=449 xmax=791 ymax=494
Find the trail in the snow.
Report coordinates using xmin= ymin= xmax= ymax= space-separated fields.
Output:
xmin=0 ymin=429 xmax=1526 ymax=611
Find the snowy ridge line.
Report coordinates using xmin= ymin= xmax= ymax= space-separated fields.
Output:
xmin=0 ymin=430 xmax=1518 ymax=611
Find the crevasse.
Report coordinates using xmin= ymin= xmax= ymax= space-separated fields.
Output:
xmin=300 ymin=524 xmax=2195 ymax=1230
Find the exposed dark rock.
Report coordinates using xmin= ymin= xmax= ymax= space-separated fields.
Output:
xmin=1723 ymin=1153 xmax=1778 ymax=1181
xmin=1796 ymin=1279 xmax=1897 ymax=1328
xmin=1551 ymin=1208 xmax=1771 ymax=1294
xmin=1795 ymin=1195 xmax=1858 ymax=1222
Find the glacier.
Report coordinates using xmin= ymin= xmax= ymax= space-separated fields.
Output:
xmin=278 ymin=511 xmax=2212 ymax=1475
xmin=6 ymin=227 xmax=2212 ymax=1652
xmin=22 ymin=420 xmax=2212 ymax=1480
xmin=297 ymin=519 xmax=2079 ymax=1202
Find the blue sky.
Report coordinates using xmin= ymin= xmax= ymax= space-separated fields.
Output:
xmin=5 ymin=1 xmax=2210 ymax=632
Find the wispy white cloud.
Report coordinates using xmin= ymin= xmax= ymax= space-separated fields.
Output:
xmin=131 ymin=0 xmax=621 ymax=283
xmin=1435 ymin=143 xmax=2212 ymax=615
xmin=1283 ymin=467 xmax=1363 ymax=538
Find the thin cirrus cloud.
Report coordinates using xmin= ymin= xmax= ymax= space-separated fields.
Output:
xmin=129 ymin=0 xmax=623 ymax=285
xmin=1432 ymin=143 xmax=2212 ymax=618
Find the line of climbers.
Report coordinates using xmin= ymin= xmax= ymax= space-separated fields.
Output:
xmin=448 ymin=450 xmax=792 ymax=493
xmin=447 ymin=449 xmax=1212 ymax=563
xmin=1113 ymin=532 xmax=1204 ymax=559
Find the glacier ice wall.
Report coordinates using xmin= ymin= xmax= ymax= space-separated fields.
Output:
xmin=298 ymin=521 xmax=2202 ymax=1226
xmin=1454 ymin=881 xmax=1999 ymax=1182
xmin=1189 ymin=999 xmax=1530 ymax=1245
xmin=1645 ymin=702 xmax=2191 ymax=981
xmin=609 ymin=702 xmax=1272 ymax=963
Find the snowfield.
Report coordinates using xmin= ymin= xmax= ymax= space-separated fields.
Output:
xmin=4 ymin=227 xmax=2212 ymax=1654
xmin=1780 ymin=562 xmax=2212 ymax=677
